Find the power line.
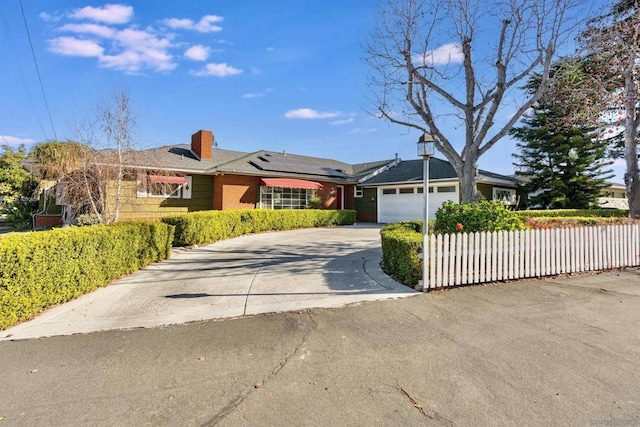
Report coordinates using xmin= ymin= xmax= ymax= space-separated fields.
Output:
xmin=18 ymin=0 xmax=57 ymax=140
xmin=0 ymin=5 xmax=48 ymax=139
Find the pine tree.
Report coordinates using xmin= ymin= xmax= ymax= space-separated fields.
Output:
xmin=511 ymin=77 xmax=613 ymax=209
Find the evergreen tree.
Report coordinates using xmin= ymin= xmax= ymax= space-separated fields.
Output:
xmin=511 ymin=75 xmax=613 ymax=209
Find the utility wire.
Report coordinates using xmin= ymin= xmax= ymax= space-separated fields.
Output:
xmin=0 ymin=4 xmax=48 ymax=140
xmin=18 ymin=0 xmax=57 ymax=140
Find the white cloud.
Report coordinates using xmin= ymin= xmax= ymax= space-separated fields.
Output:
xmin=191 ymin=62 xmax=242 ymax=77
xmin=164 ymin=15 xmax=223 ymax=32
xmin=48 ymin=36 xmax=104 ymax=57
xmin=59 ymin=23 xmax=116 ymax=38
xmin=51 ymin=24 xmax=176 ymax=73
xmin=413 ymin=42 xmax=464 ymax=66
xmin=284 ymin=108 xmax=341 ymax=119
xmin=39 ymin=12 xmax=61 ymax=22
xmin=348 ymin=127 xmax=377 ymax=135
xmin=330 ymin=117 xmax=354 ymax=125
xmin=0 ymin=135 xmax=35 ymax=146
xmin=242 ymin=88 xmax=273 ymax=99
xmin=45 ymin=6 xmax=235 ymax=75
xmin=70 ymin=4 xmax=133 ymax=25
xmin=266 ymin=46 xmax=275 ymax=51
xmin=184 ymin=45 xmax=210 ymax=61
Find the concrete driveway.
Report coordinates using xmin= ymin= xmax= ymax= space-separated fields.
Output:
xmin=2 ymin=224 xmax=415 ymax=340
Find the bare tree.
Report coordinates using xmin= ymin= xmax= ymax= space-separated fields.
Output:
xmin=555 ymin=0 xmax=639 ymax=217
xmin=98 ymin=90 xmax=136 ymax=223
xmin=366 ymin=0 xmax=588 ymax=202
xmin=34 ymin=90 xmax=138 ymax=225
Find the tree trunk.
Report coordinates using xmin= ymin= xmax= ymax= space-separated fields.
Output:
xmin=623 ymin=69 xmax=640 ymax=219
xmin=624 ymin=126 xmax=640 ymax=218
xmin=458 ymin=160 xmax=480 ymax=203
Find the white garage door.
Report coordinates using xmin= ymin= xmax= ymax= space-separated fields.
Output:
xmin=378 ymin=185 xmax=459 ymax=223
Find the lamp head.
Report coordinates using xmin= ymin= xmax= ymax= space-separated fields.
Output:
xmin=417 ymin=132 xmax=435 ymax=157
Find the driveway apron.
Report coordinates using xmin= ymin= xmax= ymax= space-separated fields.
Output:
xmin=2 ymin=225 xmax=415 ymax=340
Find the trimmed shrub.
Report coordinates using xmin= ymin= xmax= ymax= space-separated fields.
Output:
xmin=163 ymin=209 xmax=357 ymax=247
xmin=380 ymin=221 xmax=423 ymax=286
xmin=0 ymin=221 xmax=174 ymax=330
xmin=434 ymin=200 xmax=525 ymax=234
xmin=517 ymin=209 xmax=628 ymax=219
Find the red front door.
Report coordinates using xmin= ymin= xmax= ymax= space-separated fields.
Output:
xmin=336 ymin=186 xmax=343 ymax=209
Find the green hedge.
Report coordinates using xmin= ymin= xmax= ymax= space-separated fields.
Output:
xmin=517 ymin=209 xmax=628 ymax=219
xmin=0 ymin=221 xmax=174 ymax=330
xmin=380 ymin=221 xmax=423 ymax=286
xmin=163 ymin=209 xmax=357 ymax=246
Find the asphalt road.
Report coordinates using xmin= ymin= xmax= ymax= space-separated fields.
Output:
xmin=2 ymin=270 xmax=639 ymax=426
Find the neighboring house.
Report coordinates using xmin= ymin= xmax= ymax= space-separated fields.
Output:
xmin=49 ymin=130 xmax=395 ymax=221
xmin=598 ymin=182 xmax=629 ymax=210
xmin=355 ymin=158 xmax=522 ymax=223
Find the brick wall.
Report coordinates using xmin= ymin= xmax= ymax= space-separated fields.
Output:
xmin=33 ymin=214 xmax=63 ymax=228
xmin=214 ymin=174 xmax=259 ymax=210
xmin=343 ymin=184 xmax=355 ymax=210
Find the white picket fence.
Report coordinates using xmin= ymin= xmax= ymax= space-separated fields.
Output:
xmin=423 ymin=224 xmax=640 ymax=289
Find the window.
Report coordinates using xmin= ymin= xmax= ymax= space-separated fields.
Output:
xmin=355 ymin=187 xmax=364 ymax=198
xmin=437 ymin=186 xmax=456 ymax=193
xmin=137 ymin=175 xmax=191 ymax=199
xmin=493 ymin=187 xmax=517 ymax=204
xmin=417 ymin=187 xmax=423 ymax=193
xmin=382 ymin=188 xmax=396 ymax=195
xmin=260 ymin=186 xmax=312 ymax=209
xmin=399 ymin=188 xmax=414 ymax=194
xmin=148 ymin=182 xmax=181 ymax=198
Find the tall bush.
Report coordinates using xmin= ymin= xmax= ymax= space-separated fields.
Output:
xmin=434 ymin=200 xmax=525 ymax=234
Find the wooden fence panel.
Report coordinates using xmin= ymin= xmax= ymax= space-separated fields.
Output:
xmin=423 ymin=225 xmax=640 ymax=289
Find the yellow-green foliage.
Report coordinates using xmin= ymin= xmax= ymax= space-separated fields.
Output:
xmin=380 ymin=221 xmax=423 ymax=286
xmin=163 ymin=209 xmax=356 ymax=246
xmin=0 ymin=221 xmax=174 ymax=330
xmin=523 ymin=216 xmax=639 ymax=228
xmin=517 ymin=209 xmax=628 ymax=219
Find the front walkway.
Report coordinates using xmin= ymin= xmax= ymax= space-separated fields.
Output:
xmin=2 ymin=225 xmax=415 ymax=340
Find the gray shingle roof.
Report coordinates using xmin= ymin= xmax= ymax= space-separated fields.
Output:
xmin=131 ymin=144 xmax=247 ymax=173
xmin=129 ymin=144 xmax=396 ymax=183
xmin=361 ymin=158 xmax=518 ymax=186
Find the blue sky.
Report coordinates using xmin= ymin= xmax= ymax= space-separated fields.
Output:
xmin=0 ymin=0 xmax=625 ymax=181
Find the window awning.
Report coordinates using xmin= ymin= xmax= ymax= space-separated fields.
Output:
xmin=259 ymin=178 xmax=323 ymax=190
xmin=148 ymin=175 xmax=187 ymax=184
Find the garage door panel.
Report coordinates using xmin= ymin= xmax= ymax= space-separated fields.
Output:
xmin=378 ymin=187 xmax=458 ymax=223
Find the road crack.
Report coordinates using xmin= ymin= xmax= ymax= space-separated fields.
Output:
xmin=202 ymin=313 xmax=317 ymax=426
xmin=396 ymin=383 xmax=454 ymax=426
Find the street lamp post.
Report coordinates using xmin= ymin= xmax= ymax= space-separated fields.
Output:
xmin=417 ymin=132 xmax=435 ymax=292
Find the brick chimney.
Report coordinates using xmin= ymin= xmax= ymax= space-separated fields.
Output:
xmin=191 ymin=130 xmax=213 ymax=160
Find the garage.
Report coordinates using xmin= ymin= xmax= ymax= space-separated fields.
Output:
xmin=377 ymin=184 xmax=459 ymax=223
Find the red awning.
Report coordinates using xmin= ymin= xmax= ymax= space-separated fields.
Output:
xmin=148 ymin=175 xmax=187 ymax=184
xmin=259 ymin=178 xmax=323 ymax=190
